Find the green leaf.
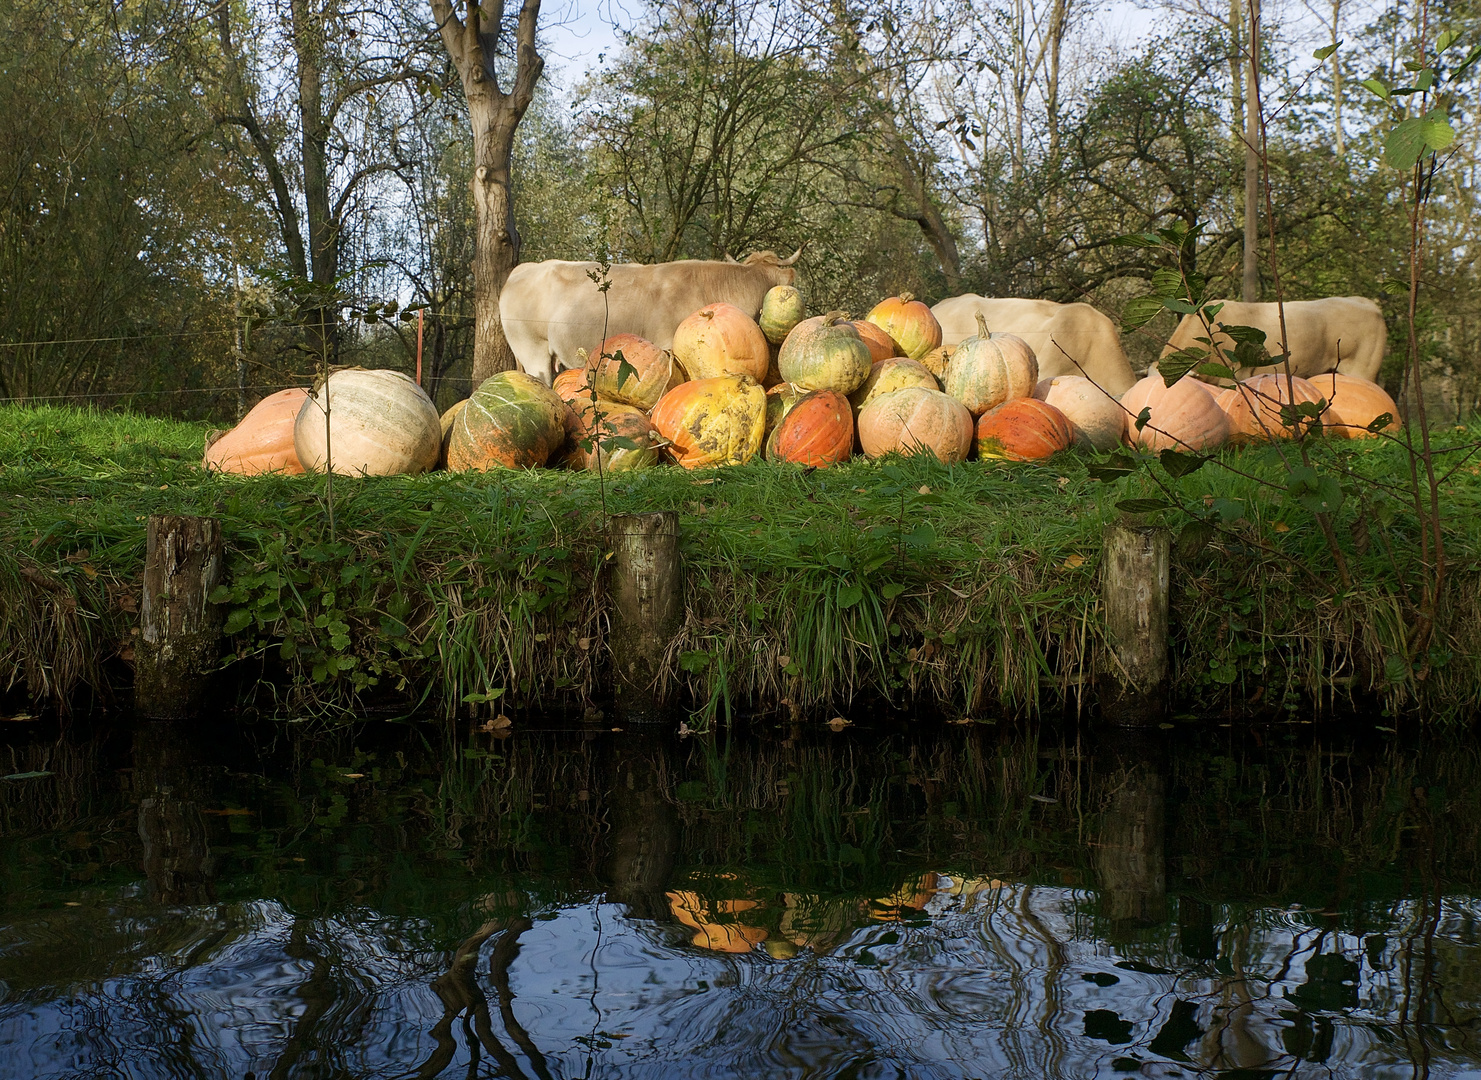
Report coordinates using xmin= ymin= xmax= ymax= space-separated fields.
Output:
xmin=1360 ymin=77 xmax=1391 ymax=100
xmin=1160 ymin=449 xmax=1207 ymax=478
xmin=1453 ymin=43 xmax=1481 ymax=78
xmin=1416 ymin=69 xmax=1435 ymax=91
xmin=1176 ymin=520 xmax=1216 ymax=559
xmin=1110 ymin=231 xmax=1163 ymax=249
xmin=1436 ymin=29 xmax=1456 ymax=54
xmin=837 ymin=583 xmax=864 ymax=608
xmin=1313 ymin=43 xmax=1339 ymax=61
xmin=1134 ymin=407 xmax=1152 ymax=432
xmin=1087 ymin=453 xmax=1141 ymax=482
xmin=1384 ymin=654 xmax=1410 ymax=683
xmin=678 ymin=649 xmax=713 ymax=673
xmin=1116 ymin=498 xmax=1174 ymax=514
xmin=1381 ymin=279 xmax=1410 ymax=295
xmin=1385 ymin=112 xmax=1455 ymax=169
xmin=1158 ymin=347 xmax=1209 ymax=386
xmin=208 ymin=585 xmax=233 ymax=604
xmin=881 ymin=582 xmax=908 ymax=600
xmin=1121 ymin=295 xmax=1168 ymax=332
xmin=1196 ymin=361 xmax=1236 ymax=381
xmin=1367 ymin=411 xmax=1395 ymax=432
xmin=224 ymin=608 xmax=254 ymax=635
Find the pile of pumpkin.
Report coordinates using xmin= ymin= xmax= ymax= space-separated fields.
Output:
xmin=204 ymin=289 xmax=1401 ymax=477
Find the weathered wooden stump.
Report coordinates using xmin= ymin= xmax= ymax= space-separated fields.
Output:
xmin=1099 ymin=523 xmax=1170 ymax=725
xmin=608 ymin=512 xmax=682 ymax=723
xmin=136 ymin=515 xmax=224 ymax=719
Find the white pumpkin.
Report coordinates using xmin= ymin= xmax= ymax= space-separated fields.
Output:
xmin=294 ymin=369 xmax=441 ymax=476
xmin=1032 ymin=376 xmax=1123 ymax=451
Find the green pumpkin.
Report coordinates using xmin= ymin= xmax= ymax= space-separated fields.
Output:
xmin=759 ymin=285 xmax=806 ymax=345
xmin=776 ymin=312 xmax=872 ymax=394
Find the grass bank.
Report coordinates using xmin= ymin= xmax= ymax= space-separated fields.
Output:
xmin=2 ymin=404 xmax=1478 ymax=721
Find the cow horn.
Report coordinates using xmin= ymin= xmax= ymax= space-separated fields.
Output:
xmin=724 ymin=252 xmax=739 ymax=263
xmin=778 ymin=245 xmax=804 ymax=267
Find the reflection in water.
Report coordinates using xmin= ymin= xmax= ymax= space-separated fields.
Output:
xmin=0 ymin=717 xmax=1478 ymax=1078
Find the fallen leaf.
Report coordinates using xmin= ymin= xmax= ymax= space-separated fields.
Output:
xmin=610 ymin=726 xmax=624 ymax=732
xmin=578 ymin=637 xmax=591 ymax=651
xmin=1062 ymin=554 xmax=1085 ymax=569
xmin=0 ymin=713 xmax=37 ymax=723
xmin=65 ymin=901 xmax=81 ymax=907
xmin=342 ymin=772 xmax=365 ymax=779
xmin=917 ymin=484 xmax=931 ymax=495
xmin=1274 ymin=522 xmax=1290 ymax=533
xmin=690 ymin=478 xmax=717 ymax=486
xmin=478 ymin=714 xmax=513 ymax=733
xmin=827 ymin=717 xmax=851 ymax=731
xmin=778 ymin=654 xmax=792 ymax=667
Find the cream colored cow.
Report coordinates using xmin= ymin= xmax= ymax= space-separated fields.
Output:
xmin=930 ymin=295 xmax=1137 ymax=396
xmin=1161 ymin=297 xmax=1386 ymax=382
xmin=500 ymin=251 xmax=800 ymax=385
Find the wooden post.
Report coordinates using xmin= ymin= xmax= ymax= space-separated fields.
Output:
xmin=608 ymin=512 xmax=681 ymax=722
xmin=137 ymin=515 xmax=225 ymax=719
xmin=1100 ymin=523 xmax=1170 ymax=724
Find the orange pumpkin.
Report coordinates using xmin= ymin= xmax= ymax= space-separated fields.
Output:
xmin=1215 ymin=374 xmax=1326 ymax=444
xmin=204 ymin=388 xmax=309 ymax=475
xmin=438 ymin=398 xmax=469 ymax=467
xmin=944 ymin=313 xmax=1038 ymax=415
xmin=1305 ymin=373 xmax=1400 ymax=439
xmin=552 ymin=366 xmax=591 ymax=409
xmin=1120 ymin=374 xmax=1230 ymax=452
xmin=1033 ymin=376 xmax=1123 ymax=452
xmin=650 ymin=375 xmax=766 ymax=468
xmin=576 ymin=404 xmax=659 ymax=472
xmin=857 ymin=387 xmax=974 ymax=463
xmin=447 ymin=370 xmax=568 ymax=471
xmin=850 ymin=319 xmax=900 ymax=363
xmin=848 ymin=358 xmax=939 ymax=413
xmin=866 ymin=293 xmax=942 ymax=360
xmin=976 ymin=399 xmax=1074 ymax=461
xmin=777 ymin=313 xmax=873 ymax=393
xmin=666 ymin=891 xmax=769 ymax=954
xmin=590 ymin=333 xmax=674 ymax=410
xmin=672 ymin=303 xmax=769 ymax=381
xmin=767 ymin=390 xmax=854 ymax=466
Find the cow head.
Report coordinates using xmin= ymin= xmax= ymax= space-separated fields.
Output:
xmin=732 ymin=247 xmax=803 ymax=286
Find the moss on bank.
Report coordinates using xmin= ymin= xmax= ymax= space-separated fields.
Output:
xmin=2 ymin=404 xmax=1478 ymax=721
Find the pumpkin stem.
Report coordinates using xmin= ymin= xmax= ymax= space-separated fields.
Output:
xmin=822 ymin=309 xmax=849 ymax=324
xmin=899 ymin=292 xmax=915 ymax=303
xmin=974 ymin=312 xmax=990 ymax=339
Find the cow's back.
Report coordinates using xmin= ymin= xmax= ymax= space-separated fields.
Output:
xmin=932 ymin=295 xmax=1135 ymax=396
xmin=1163 ymin=298 xmax=1385 ymax=381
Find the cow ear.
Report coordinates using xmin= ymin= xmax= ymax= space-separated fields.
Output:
xmin=724 ymin=252 xmax=738 ymax=263
xmin=779 ymin=246 xmax=804 ymax=266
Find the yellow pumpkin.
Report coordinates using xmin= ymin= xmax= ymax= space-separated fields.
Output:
xmin=759 ymin=285 xmax=806 ymax=345
xmin=650 ymin=375 xmax=766 ymax=468
xmin=943 ymin=313 xmax=1038 ymax=416
xmin=848 ymin=358 xmax=940 ymax=413
xmin=672 ymin=303 xmax=769 ymax=381
xmin=1120 ymin=374 xmax=1230 ymax=453
xmin=866 ymin=293 xmax=942 ymax=360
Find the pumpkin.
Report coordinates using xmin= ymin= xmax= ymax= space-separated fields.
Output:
xmin=650 ymin=374 xmax=766 ymax=468
xmin=976 ymin=399 xmax=1074 ymax=461
xmin=918 ymin=343 xmax=953 ymax=380
xmin=204 ymin=388 xmax=309 ymax=475
xmin=1033 ymin=376 xmax=1123 ymax=451
xmin=590 ymin=333 xmax=674 ymax=410
xmin=1120 ymin=374 xmax=1230 ymax=452
xmin=777 ymin=313 xmax=873 ymax=393
xmin=1215 ymin=374 xmax=1326 ymax=444
xmin=848 ymin=358 xmax=939 ymax=413
xmin=759 ymin=285 xmax=806 ymax=345
xmin=666 ymin=891 xmax=769 ymax=954
xmin=850 ymin=319 xmax=900 ymax=363
xmin=857 ymin=387 xmax=974 ymax=463
xmin=438 ymin=398 xmax=469 ymax=466
xmin=552 ymin=366 xmax=592 ymax=409
xmin=866 ymin=293 xmax=942 ymax=360
xmin=1307 ymin=373 xmax=1400 ymax=438
xmin=672 ymin=302 xmax=769 ymax=381
xmin=944 ymin=313 xmax=1039 ymax=416
xmin=764 ymin=382 xmax=802 ymax=442
xmin=446 ymin=370 xmax=568 ymax=471
xmin=294 ymin=369 xmax=440 ymax=476
xmin=767 ymin=390 xmax=854 ymax=467
xmin=578 ymin=404 xmax=659 ymax=473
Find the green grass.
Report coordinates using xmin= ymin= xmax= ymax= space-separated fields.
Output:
xmin=2 ymin=403 xmax=1479 ymax=720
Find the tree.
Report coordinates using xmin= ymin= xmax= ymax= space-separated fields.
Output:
xmin=428 ymin=0 xmax=544 ymax=384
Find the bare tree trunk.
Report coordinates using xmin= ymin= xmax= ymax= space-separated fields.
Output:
xmin=1044 ymin=0 xmax=1069 ymax=164
xmin=1331 ymin=0 xmax=1344 ymax=155
xmin=432 ymin=0 xmax=544 ymax=387
xmin=1242 ymin=0 xmax=1261 ymax=302
xmin=291 ymin=0 xmax=340 ymax=363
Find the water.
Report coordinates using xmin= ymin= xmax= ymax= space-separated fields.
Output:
xmin=0 ymin=714 xmax=1478 ymax=1079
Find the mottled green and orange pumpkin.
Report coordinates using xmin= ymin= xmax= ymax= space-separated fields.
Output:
xmin=438 ymin=398 xmax=469 ymax=467
xmin=204 ymin=388 xmax=309 ymax=475
xmin=1307 ymin=373 xmax=1400 ymax=438
xmin=857 ymin=387 xmax=974 ymax=463
xmin=850 ymin=319 xmax=900 ymax=364
xmin=766 ymin=390 xmax=854 ymax=467
xmin=650 ymin=374 xmax=766 ymax=468
xmin=847 ymin=358 xmax=939 ymax=413
xmin=1032 ymin=376 xmax=1123 ymax=451
xmin=975 ymin=398 xmax=1074 ymax=461
xmin=759 ymin=285 xmax=807 ymax=345
xmin=1120 ymin=374 xmax=1230 ymax=452
xmin=574 ymin=404 xmax=659 ymax=472
xmin=865 ymin=293 xmax=942 ymax=360
xmin=590 ymin=333 xmax=674 ymax=410
xmin=672 ymin=303 xmax=769 ymax=381
xmin=447 ymin=370 xmax=568 ymax=471
xmin=777 ymin=313 xmax=873 ymax=394
xmin=943 ymin=313 xmax=1039 ymax=416
xmin=295 ymin=369 xmax=441 ymax=476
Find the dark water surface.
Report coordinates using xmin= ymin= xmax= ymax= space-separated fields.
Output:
xmin=1 ymin=714 xmax=1479 ymax=1079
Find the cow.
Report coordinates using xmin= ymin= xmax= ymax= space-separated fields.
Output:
xmin=1160 ymin=297 xmax=1386 ymax=383
xmin=499 ymin=250 xmax=801 ymax=384
xmin=930 ymin=295 xmax=1138 ymax=396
